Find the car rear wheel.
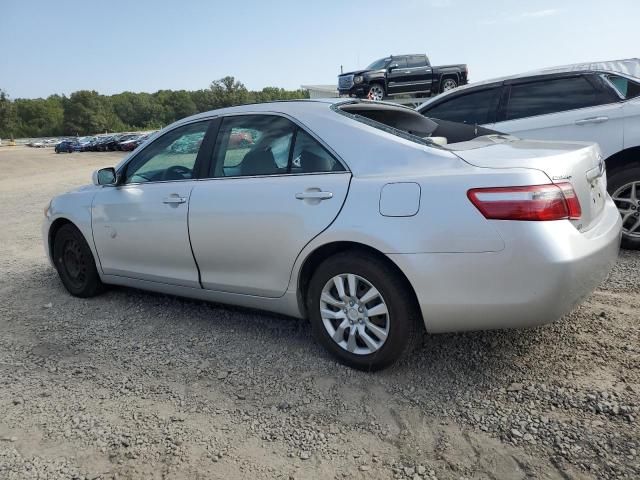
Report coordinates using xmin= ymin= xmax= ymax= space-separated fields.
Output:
xmin=609 ymin=165 xmax=640 ymax=250
xmin=53 ymin=224 xmax=105 ymax=297
xmin=367 ymin=84 xmax=385 ymax=101
xmin=307 ymin=251 xmax=421 ymax=371
xmin=441 ymin=77 xmax=458 ymax=92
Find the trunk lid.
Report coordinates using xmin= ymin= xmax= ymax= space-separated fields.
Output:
xmin=447 ymin=135 xmax=607 ymax=232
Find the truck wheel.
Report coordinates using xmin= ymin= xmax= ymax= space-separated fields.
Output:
xmin=440 ymin=77 xmax=458 ymax=93
xmin=367 ymin=84 xmax=385 ymax=101
xmin=609 ymin=165 xmax=640 ymax=250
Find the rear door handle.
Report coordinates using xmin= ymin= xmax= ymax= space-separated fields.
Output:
xmin=295 ymin=191 xmax=333 ymax=200
xmin=575 ymin=116 xmax=609 ymax=125
xmin=162 ymin=195 xmax=187 ymax=204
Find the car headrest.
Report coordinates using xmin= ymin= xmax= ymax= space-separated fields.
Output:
xmin=300 ymin=149 xmax=332 ymax=173
xmin=241 ymin=148 xmax=278 ymax=176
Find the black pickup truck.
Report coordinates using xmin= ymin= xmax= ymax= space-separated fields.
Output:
xmin=338 ymin=54 xmax=468 ymax=100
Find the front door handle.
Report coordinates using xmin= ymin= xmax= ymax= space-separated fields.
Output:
xmin=295 ymin=191 xmax=333 ymax=200
xmin=575 ymin=116 xmax=609 ymax=125
xmin=162 ymin=195 xmax=187 ymax=205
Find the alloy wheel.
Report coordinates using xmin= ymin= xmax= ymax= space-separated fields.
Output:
xmin=319 ymin=273 xmax=390 ymax=355
xmin=612 ymin=181 xmax=640 ymax=238
xmin=368 ymin=85 xmax=385 ymax=101
xmin=442 ymin=79 xmax=457 ymax=91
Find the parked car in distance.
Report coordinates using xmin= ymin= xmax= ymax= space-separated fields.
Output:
xmin=91 ymin=136 xmax=116 ymax=152
xmin=417 ymin=63 xmax=640 ymax=249
xmin=338 ymin=54 xmax=468 ymax=101
xmin=55 ymin=140 xmax=77 ymax=153
xmin=43 ymin=99 xmax=621 ymax=370
xmin=119 ymin=134 xmax=145 ymax=152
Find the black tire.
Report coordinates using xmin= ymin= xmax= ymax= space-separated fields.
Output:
xmin=307 ymin=251 xmax=422 ymax=371
xmin=608 ymin=164 xmax=640 ymax=250
xmin=53 ymin=224 xmax=105 ymax=297
xmin=440 ymin=77 xmax=458 ymax=93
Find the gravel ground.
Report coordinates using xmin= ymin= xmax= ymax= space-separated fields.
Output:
xmin=0 ymin=147 xmax=638 ymax=479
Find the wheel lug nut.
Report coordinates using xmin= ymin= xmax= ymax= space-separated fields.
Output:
xmin=358 ymin=307 xmax=363 ymax=313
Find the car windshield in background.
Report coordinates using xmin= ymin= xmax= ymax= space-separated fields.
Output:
xmin=365 ymin=57 xmax=390 ymax=70
xmin=604 ymin=74 xmax=640 ymax=99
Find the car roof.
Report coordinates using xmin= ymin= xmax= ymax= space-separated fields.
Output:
xmin=417 ymin=57 xmax=640 ymax=110
xmin=173 ymin=98 xmax=365 ymax=124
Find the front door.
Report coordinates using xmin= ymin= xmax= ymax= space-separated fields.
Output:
xmin=92 ymin=120 xmax=213 ymax=287
xmin=189 ymin=114 xmax=351 ymax=298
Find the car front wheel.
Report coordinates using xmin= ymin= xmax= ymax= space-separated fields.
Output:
xmin=53 ymin=224 xmax=105 ymax=297
xmin=609 ymin=165 xmax=640 ymax=250
xmin=307 ymin=251 xmax=421 ymax=371
xmin=367 ymin=84 xmax=385 ymax=101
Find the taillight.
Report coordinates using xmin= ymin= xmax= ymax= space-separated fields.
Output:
xmin=467 ymin=183 xmax=582 ymax=221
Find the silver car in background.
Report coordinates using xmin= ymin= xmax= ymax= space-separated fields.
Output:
xmin=43 ymin=100 xmax=621 ymax=370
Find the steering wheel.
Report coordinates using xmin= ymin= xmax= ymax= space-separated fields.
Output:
xmin=163 ymin=165 xmax=192 ymax=181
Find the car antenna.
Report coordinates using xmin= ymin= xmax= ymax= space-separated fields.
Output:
xmin=340 ymin=65 xmax=343 ymax=74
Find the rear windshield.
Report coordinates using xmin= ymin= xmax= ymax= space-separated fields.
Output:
xmin=335 ymin=102 xmax=498 ymax=146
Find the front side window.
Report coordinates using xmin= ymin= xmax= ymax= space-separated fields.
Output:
xmin=389 ymin=57 xmax=408 ymax=69
xmin=123 ymin=120 xmax=210 ymax=184
xmin=505 ymin=76 xmax=604 ymax=121
xmin=423 ymin=88 xmax=500 ymax=125
xmin=210 ymin=115 xmax=344 ymax=178
xmin=603 ymin=74 xmax=640 ymax=100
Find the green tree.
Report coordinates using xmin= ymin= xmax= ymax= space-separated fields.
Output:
xmin=0 ymin=89 xmax=18 ymax=138
xmin=14 ymin=95 xmax=64 ymax=137
xmin=0 ymin=79 xmax=309 ymax=138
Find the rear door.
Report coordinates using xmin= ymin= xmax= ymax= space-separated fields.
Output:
xmin=189 ymin=114 xmax=351 ymax=298
xmin=494 ymin=75 xmax=624 ymax=159
xmin=403 ymin=55 xmax=433 ymax=93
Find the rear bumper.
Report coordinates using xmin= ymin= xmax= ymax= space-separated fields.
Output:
xmin=389 ymin=198 xmax=622 ymax=333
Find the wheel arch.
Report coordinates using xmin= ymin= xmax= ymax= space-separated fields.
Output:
xmin=296 ymin=241 xmax=420 ymax=318
xmin=604 ymin=146 xmax=640 ymax=176
xmin=47 ymin=217 xmax=75 ymax=259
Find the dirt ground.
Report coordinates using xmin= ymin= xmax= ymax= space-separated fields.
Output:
xmin=0 ymin=146 xmax=638 ymax=480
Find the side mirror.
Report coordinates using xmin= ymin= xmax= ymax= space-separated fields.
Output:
xmin=92 ymin=167 xmax=117 ymax=186
xmin=388 ymin=63 xmax=399 ymax=71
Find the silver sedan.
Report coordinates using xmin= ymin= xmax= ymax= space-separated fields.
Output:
xmin=43 ymin=100 xmax=622 ymax=370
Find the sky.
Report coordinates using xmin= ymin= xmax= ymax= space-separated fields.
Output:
xmin=2 ymin=0 xmax=639 ymax=99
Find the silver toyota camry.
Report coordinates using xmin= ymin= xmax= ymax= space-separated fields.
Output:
xmin=43 ymin=99 xmax=622 ymax=370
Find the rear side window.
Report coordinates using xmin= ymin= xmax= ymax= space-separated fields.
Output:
xmin=603 ymin=74 xmax=640 ymax=99
xmin=291 ymin=130 xmax=345 ymax=174
xmin=210 ymin=115 xmax=343 ymax=177
xmin=505 ymin=76 xmax=604 ymax=121
xmin=422 ymin=88 xmax=500 ymax=125
xmin=407 ymin=55 xmax=427 ymax=68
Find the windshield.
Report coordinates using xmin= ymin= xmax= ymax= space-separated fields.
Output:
xmin=366 ymin=57 xmax=390 ymax=70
